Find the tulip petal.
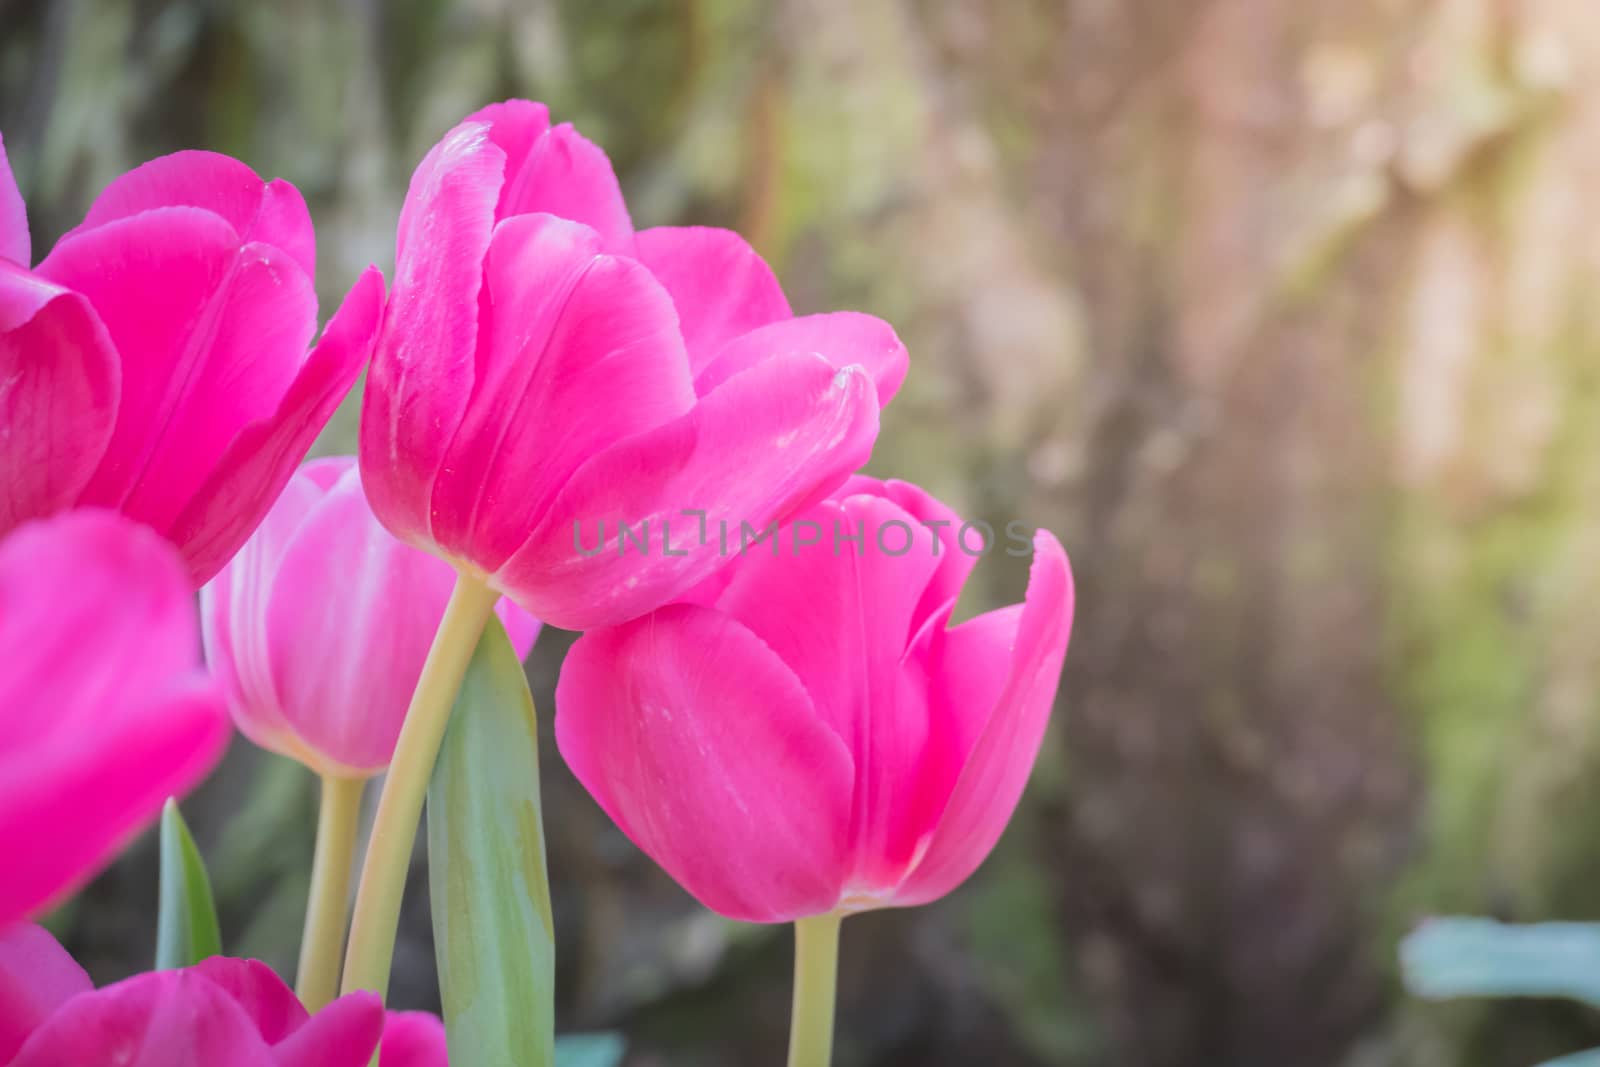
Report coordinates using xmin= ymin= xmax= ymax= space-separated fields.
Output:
xmin=186 ymin=958 xmax=308 ymax=1044
xmin=502 ymin=124 xmax=634 ymax=251
xmin=0 ymin=684 xmax=227 ymax=927
xmin=847 ymin=477 xmax=978 ymax=630
xmin=0 ymin=262 xmax=118 ymax=533
xmin=10 ymin=968 xmax=278 ymax=1067
xmin=465 ymin=100 xmax=552 ymax=193
xmin=0 ymin=512 xmax=228 ymax=924
xmin=269 ymin=992 xmax=385 ymax=1067
xmin=0 ymin=924 xmax=92 ymax=1062
xmin=38 ymin=207 xmax=319 ymax=538
xmin=634 ymin=226 xmax=791 ymax=375
xmin=72 ymin=151 xmax=316 ymax=280
xmin=557 ymin=604 xmax=854 ymax=921
xmin=713 ymin=495 xmax=946 ymax=891
xmin=173 ymin=266 xmax=383 ymax=583
xmin=364 ymin=124 xmax=505 ymax=549
xmin=697 ymin=311 xmax=908 ymax=406
xmin=378 ymin=1012 xmax=448 ymax=1067
xmin=916 ymin=601 xmax=1023 ymax=780
xmin=0 ymin=133 xmax=28 ymax=266
xmin=892 ymin=597 xmax=1019 ymax=880
xmin=497 ymin=354 xmax=879 ymax=630
xmin=264 ymin=465 xmax=460 ymax=774
xmin=892 ymin=532 xmax=1073 ymax=906
xmin=201 ymin=462 xmax=333 ymax=759
xmin=711 ymin=497 xmax=935 ymax=730
xmin=431 ymin=213 xmax=694 ymax=569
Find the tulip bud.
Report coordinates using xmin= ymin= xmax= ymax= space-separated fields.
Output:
xmin=202 ymin=456 xmax=539 ymax=779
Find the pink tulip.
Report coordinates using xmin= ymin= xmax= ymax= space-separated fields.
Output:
xmin=0 ymin=510 xmax=229 ymax=927
xmin=556 ymin=479 xmax=1074 ymax=922
xmin=0 ymin=923 xmax=392 ymax=1066
xmin=0 ymin=135 xmax=26 ymax=267
xmin=202 ymin=456 xmax=540 ymax=777
xmin=381 ymin=1012 xmax=449 ymax=1066
xmin=360 ymin=99 xmax=907 ymax=629
xmin=0 ymin=131 xmax=385 ymax=584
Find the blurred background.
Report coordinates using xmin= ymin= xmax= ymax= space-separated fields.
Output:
xmin=7 ymin=1 xmax=1600 ymax=1064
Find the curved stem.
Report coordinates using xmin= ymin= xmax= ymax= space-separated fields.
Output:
xmin=786 ymin=913 xmax=843 ymax=1067
xmin=296 ymin=773 xmax=365 ymax=1011
xmin=341 ymin=571 xmax=499 ymax=999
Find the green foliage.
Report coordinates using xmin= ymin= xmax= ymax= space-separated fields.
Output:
xmin=1404 ymin=918 xmax=1600 ymax=1006
xmin=155 ymin=799 xmax=222 ymax=970
xmin=1403 ymin=918 xmax=1600 ymax=1067
xmin=555 ymin=1033 xmax=627 ymax=1067
xmin=428 ymin=617 xmax=556 ymax=1067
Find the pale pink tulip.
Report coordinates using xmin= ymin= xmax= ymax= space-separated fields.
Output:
xmin=0 ymin=923 xmax=389 ymax=1066
xmin=556 ymin=479 xmax=1074 ymax=922
xmin=202 ymin=456 xmax=539 ymax=778
xmin=0 ymin=511 xmax=229 ymax=926
xmin=360 ymin=100 xmax=906 ymax=629
xmin=0 ymin=133 xmax=384 ymax=584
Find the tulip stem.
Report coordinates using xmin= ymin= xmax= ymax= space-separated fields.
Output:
xmin=787 ymin=913 xmax=844 ymax=1067
xmin=340 ymin=571 xmax=500 ymax=1002
xmin=296 ymin=773 xmax=365 ymax=1011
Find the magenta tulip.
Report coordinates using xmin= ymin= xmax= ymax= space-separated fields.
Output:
xmin=0 ymin=510 xmax=229 ymax=927
xmin=0 ymin=134 xmax=25 ymax=267
xmin=380 ymin=1012 xmax=449 ymax=1067
xmin=202 ymin=456 xmax=539 ymax=779
xmin=556 ymin=478 xmax=1074 ymax=922
xmin=0 ymin=132 xmax=384 ymax=584
xmin=359 ymin=99 xmax=906 ymax=629
xmin=0 ymin=924 xmax=389 ymax=1067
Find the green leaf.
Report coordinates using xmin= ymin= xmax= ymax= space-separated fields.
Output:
xmin=1401 ymin=918 xmax=1600 ymax=1006
xmin=1529 ymin=1049 xmax=1600 ymax=1067
xmin=155 ymin=798 xmax=222 ymax=969
xmin=555 ymin=1033 xmax=626 ymax=1067
xmin=428 ymin=616 xmax=555 ymax=1067
xmin=1538 ymin=1053 xmax=1600 ymax=1067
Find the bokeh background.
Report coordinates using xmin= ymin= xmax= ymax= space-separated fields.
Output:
xmin=8 ymin=1 xmax=1600 ymax=1064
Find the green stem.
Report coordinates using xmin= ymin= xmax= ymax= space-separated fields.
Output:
xmin=341 ymin=571 xmax=499 ymax=1000
xmin=296 ymin=773 xmax=365 ymax=1011
xmin=786 ymin=913 xmax=843 ymax=1067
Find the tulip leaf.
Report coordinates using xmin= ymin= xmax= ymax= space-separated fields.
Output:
xmin=555 ymin=1034 xmax=626 ymax=1067
xmin=1538 ymin=1053 xmax=1600 ymax=1067
xmin=155 ymin=798 xmax=222 ymax=969
xmin=428 ymin=616 xmax=555 ymax=1067
xmin=1401 ymin=918 xmax=1600 ymax=1006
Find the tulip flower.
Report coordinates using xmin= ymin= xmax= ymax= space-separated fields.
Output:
xmin=556 ymin=478 xmax=1073 ymax=1067
xmin=203 ymin=455 xmax=540 ymax=779
xmin=0 ymin=131 xmax=384 ymax=584
xmin=343 ymin=98 xmax=906 ymax=1005
xmin=359 ymin=98 xmax=906 ymax=630
xmin=0 ymin=923 xmax=395 ymax=1067
xmin=201 ymin=455 xmax=538 ymax=1009
xmin=381 ymin=1012 xmax=450 ymax=1067
xmin=0 ymin=510 xmax=229 ymax=928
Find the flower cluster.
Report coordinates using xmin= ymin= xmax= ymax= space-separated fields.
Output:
xmin=0 ymin=102 xmax=1073 ymax=1066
